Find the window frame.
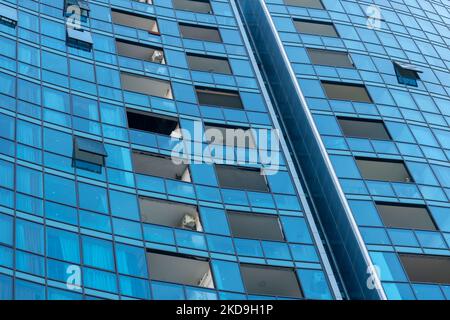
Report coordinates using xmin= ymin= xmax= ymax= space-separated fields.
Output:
xmin=337 ymin=116 xmax=392 ymax=141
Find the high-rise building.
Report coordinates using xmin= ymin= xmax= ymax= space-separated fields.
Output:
xmin=238 ymin=0 xmax=450 ymax=300
xmin=0 ymin=0 xmax=341 ymax=300
xmin=0 ymin=0 xmax=449 ymax=301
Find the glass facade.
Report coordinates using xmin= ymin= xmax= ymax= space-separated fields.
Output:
xmin=238 ymin=0 xmax=450 ymax=300
xmin=0 ymin=0 xmax=341 ymax=300
xmin=2 ymin=0 xmax=450 ymax=301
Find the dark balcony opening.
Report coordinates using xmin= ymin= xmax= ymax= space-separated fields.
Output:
xmin=355 ymin=157 xmax=413 ymax=183
xmin=132 ymin=151 xmax=190 ymax=181
xmin=126 ymin=110 xmax=180 ymax=137
xmin=179 ymin=23 xmax=222 ymax=42
xmin=322 ymin=81 xmax=373 ymax=103
xmin=173 ymin=0 xmax=213 ymax=14
xmin=337 ymin=117 xmax=391 ymax=140
xmin=196 ymin=87 xmax=243 ymax=109
xmin=227 ymin=211 xmax=284 ymax=241
xmin=400 ymin=254 xmax=450 ymax=285
xmin=216 ymin=165 xmax=269 ymax=192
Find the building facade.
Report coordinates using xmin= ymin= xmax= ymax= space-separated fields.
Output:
xmin=238 ymin=0 xmax=450 ymax=300
xmin=0 ymin=0 xmax=342 ymax=300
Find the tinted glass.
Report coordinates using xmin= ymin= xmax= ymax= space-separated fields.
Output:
xmin=293 ymin=19 xmax=338 ymax=37
xmin=376 ymin=203 xmax=437 ymax=231
xmin=322 ymin=81 xmax=373 ymax=103
xmin=132 ymin=151 xmax=189 ymax=180
xmin=227 ymin=211 xmax=284 ymax=241
xmin=120 ymin=72 xmax=173 ymax=99
xmin=216 ymin=165 xmax=268 ymax=192
xmin=187 ymin=53 xmax=232 ymax=74
xmin=196 ymin=87 xmax=243 ymax=109
xmin=116 ymin=39 xmax=164 ymax=63
xmin=400 ymin=254 xmax=450 ymax=284
xmin=179 ymin=23 xmax=221 ymax=42
xmin=240 ymin=264 xmax=303 ymax=298
xmin=285 ymin=0 xmax=324 ymax=9
xmin=173 ymin=0 xmax=212 ymax=14
xmin=307 ymin=48 xmax=354 ymax=68
xmin=127 ymin=110 xmax=178 ymax=136
xmin=338 ymin=117 xmax=391 ymax=140
xmin=356 ymin=158 xmax=413 ymax=183
xmin=111 ymin=9 xmax=158 ymax=33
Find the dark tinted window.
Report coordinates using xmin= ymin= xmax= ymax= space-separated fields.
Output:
xmin=338 ymin=117 xmax=391 ymax=140
xmin=120 ymin=72 xmax=173 ymax=99
xmin=173 ymin=0 xmax=212 ymax=14
xmin=293 ymin=19 xmax=338 ymax=37
xmin=187 ymin=53 xmax=232 ymax=74
xmin=394 ymin=61 xmax=421 ymax=87
xmin=227 ymin=211 xmax=284 ymax=241
xmin=147 ymin=251 xmax=214 ymax=287
xmin=132 ymin=151 xmax=190 ymax=181
xmin=355 ymin=158 xmax=413 ymax=183
xmin=126 ymin=110 xmax=179 ymax=136
xmin=240 ymin=264 xmax=303 ymax=298
xmin=204 ymin=123 xmax=256 ymax=148
xmin=322 ymin=81 xmax=373 ymax=103
xmin=216 ymin=165 xmax=268 ymax=192
xmin=73 ymin=136 xmax=107 ymax=173
xmin=196 ymin=87 xmax=243 ymax=109
xmin=400 ymin=254 xmax=450 ymax=284
xmin=285 ymin=0 xmax=324 ymax=9
xmin=307 ymin=48 xmax=354 ymax=68
xmin=376 ymin=203 xmax=437 ymax=231
xmin=179 ymin=23 xmax=221 ymax=42
xmin=111 ymin=9 xmax=159 ymax=33
xmin=116 ymin=39 xmax=164 ymax=63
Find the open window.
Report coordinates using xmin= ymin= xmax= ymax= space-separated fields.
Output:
xmin=147 ymin=250 xmax=214 ymax=288
xmin=64 ymin=0 xmax=90 ymax=21
xmin=66 ymin=28 xmax=93 ymax=51
xmin=307 ymin=48 xmax=354 ymax=68
xmin=0 ymin=3 xmax=17 ymax=27
xmin=179 ymin=23 xmax=222 ymax=42
xmin=187 ymin=53 xmax=232 ymax=74
xmin=240 ymin=264 xmax=303 ymax=298
xmin=393 ymin=61 xmax=422 ymax=87
xmin=355 ymin=157 xmax=413 ymax=183
xmin=285 ymin=0 xmax=324 ymax=9
xmin=120 ymin=72 xmax=173 ymax=99
xmin=204 ymin=123 xmax=256 ymax=148
xmin=227 ymin=211 xmax=284 ymax=241
xmin=134 ymin=0 xmax=153 ymax=4
xmin=126 ymin=109 xmax=181 ymax=138
xmin=216 ymin=165 xmax=269 ymax=192
xmin=132 ymin=151 xmax=191 ymax=181
xmin=376 ymin=202 xmax=437 ymax=231
xmin=399 ymin=254 xmax=450 ymax=285
xmin=322 ymin=81 xmax=373 ymax=103
xmin=337 ymin=117 xmax=391 ymax=140
xmin=140 ymin=197 xmax=202 ymax=231
xmin=116 ymin=39 xmax=165 ymax=64
xmin=73 ymin=136 xmax=108 ymax=173
xmin=173 ymin=0 xmax=213 ymax=14
xmin=195 ymin=87 xmax=243 ymax=109
xmin=293 ymin=19 xmax=339 ymax=37
xmin=111 ymin=9 xmax=159 ymax=34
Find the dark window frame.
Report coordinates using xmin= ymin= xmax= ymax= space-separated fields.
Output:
xmin=337 ymin=116 xmax=392 ymax=141
xmin=321 ymin=81 xmax=373 ymax=103
xmin=375 ymin=202 xmax=438 ymax=231
xmin=178 ymin=22 xmax=222 ymax=43
xmin=355 ymin=157 xmax=414 ymax=183
xmin=293 ymin=18 xmax=339 ymax=37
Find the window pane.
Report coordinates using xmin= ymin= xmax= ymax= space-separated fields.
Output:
xmin=127 ymin=110 xmax=179 ymax=136
xmin=204 ymin=123 xmax=256 ymax=148
xmin=187 ymin=53 xmax=232 ymax=74
xmin=227 ymin=211 xmax=284 ymax=241
xmin=400 ymin=254 xmax=450 ymax=285
xmin=322 ymin=81 xmax=373 ymax=103
xmin=240 ymin=264 xmax=303 ymax=298
xmin=116 ymin=39 xmax=164 ymax=64
xmin=285 ymin=0 xmax=323 ymax=9
xmin=132 ymin=151 xmax=190 ymax=181
xmin=338 ymin=117 xmax=391 ymax=140
xmin=307 ymin=48 xmax=353 ymax=68
xmin=355 ymin=158 xmax=413 ymax=183
xmin=216 ymin=165 xmax=268 ymax=192
xmin=196 ymin=87 xmax=243 ymax=109
xmin=121 ymin=72 xmax=173 ymax=99
xmin=376 ymin=203 xmax=437 ymax=231
xmin=179 ymin=23 xmax=221 ymax=42
xmin=111 ymin=9 xmax=159 ymax=33
xmin=173 ymin=0 xmax=212 ymax=14
xmin=294 ymin=19 xmax=338 ymax=37
xmin=147 ymin=251 xmax=214 ymax=288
